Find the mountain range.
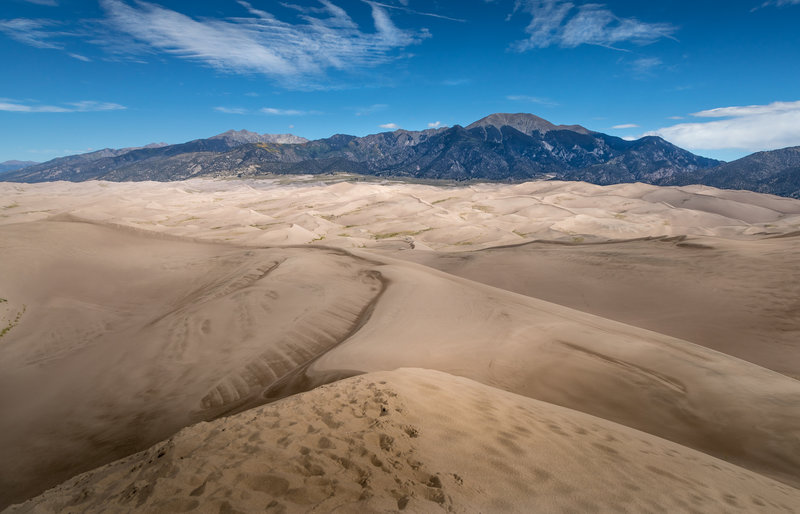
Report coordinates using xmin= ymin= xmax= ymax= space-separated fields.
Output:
xmin=0 ymin=160 xmax=39 ymax=174
xmin=4 ymin=113 xmax=799 ymax=198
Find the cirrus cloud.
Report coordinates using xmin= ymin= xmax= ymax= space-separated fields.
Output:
xmin=510 ymin=0 xmax=677 ymax=51
xmin=506 ymin=94 xmax=557 ymax=106
xmin=0 ymin=18 xmax=63 ymax=49
xmin=97 ymin=0 xmax=429 ymax=88
xmin=0 ymin=99 xmax=126 ymax=113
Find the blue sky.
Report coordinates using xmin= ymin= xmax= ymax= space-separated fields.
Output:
xmin=1 ymin=0 xmax=799 ymax=163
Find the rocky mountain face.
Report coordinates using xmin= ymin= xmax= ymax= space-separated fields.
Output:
xmin=199 ymin=115 xmax=718 ymax=184
xmin=5 ymin=143 xmax=168 ymax=182
xmin=1 ymin=113 xmax=722 ymax=188
xmin=465 ymin=112 xmax=592 ymax=135
xmin=663 ymin=146 xmax=800 ymax=199
xmin=210 ymin=129 xmax=309 ymax=145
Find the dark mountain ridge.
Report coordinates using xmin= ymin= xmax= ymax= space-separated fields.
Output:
xmin=663 ymin=146 xmax=800 ymax=199
xmin=4 ymin=113 xmax=795 ymax=198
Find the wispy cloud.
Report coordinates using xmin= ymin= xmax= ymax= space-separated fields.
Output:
xmin=21 ymin=0 xmax=59 ymax=5
xmin=753 ymin=0 xmax=800 ymax=10
xmin=0 ymin=99 xmax=126 ymax=113
xmin=213 ymin=106 xmax=320 ymax=115
xmin=97 ymin=0 xmax=429 ymax=88
xmin=214 ymin=106 xmax=249 ymax=115
xmin=262 ymin=107 xmax=318 ymax=115
xmin=511 ymin=1 xmax=677 ymax=51
xmin=612 ymin=123 xmax=638 ymax=129
xmin=646 ymin=100 xmax=800 ymax=151
xmin=506 ymin=94 xmax=557 ymax=106
xmin=379 ymin=122 xmax=399 ymax=129
xmin=442 ymin=78 xmax=471 ymax=86
xmin=369 ymin=2 xmax=467 ymax=22
xmin=355 ymin=103 xmax=388 ymax=116
xmin=667 ymin=115 xmax=684 ymax=120
xmin=629 ymin=56 xmax=662 ymax=76
xmin=427 ymin=121 xmax=441 ymax=128
xmin=0 ymin=18 xmax=63 ymax=49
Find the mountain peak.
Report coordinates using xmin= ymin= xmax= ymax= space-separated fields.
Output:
xmin=211 ymin=129 xmax=308 ymax=145
xmin=466 ymin=113 xmax=591 ymax=136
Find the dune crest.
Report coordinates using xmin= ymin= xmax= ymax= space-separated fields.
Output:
xmin=6 ymin=369 xmax=799 ymax=514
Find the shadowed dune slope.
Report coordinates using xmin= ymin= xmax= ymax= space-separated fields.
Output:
xmin=6 ymin=369 xmax=799 ymax=514
xmin=0 ymin=220 xmax=383 ymax=508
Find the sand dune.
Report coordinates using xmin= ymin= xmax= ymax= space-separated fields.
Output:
xmin=0 ymin=221 xmax=382 ymax=506
xmin=312 ymin=255 xmax=800 ymax=486
xmin=3 ymin=178 xmax=800 ymax=250
xmin=7 ymin=369 xmax=799 ymax=513
xmin=1 ymin=177 xmax=799 ymax=511
xmin=394 ymin=235 xmax=800 ymax=378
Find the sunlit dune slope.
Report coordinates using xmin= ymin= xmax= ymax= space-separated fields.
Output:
xmin=7 ymin=369 xmax=799 ymax=514
xmin=392 ymin=234 xmax=800 ymax=378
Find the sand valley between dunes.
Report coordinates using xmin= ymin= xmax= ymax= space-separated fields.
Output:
xmin=1 ymin=176 xmax=799 ymax=513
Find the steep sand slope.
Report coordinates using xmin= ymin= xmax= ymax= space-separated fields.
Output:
xmin=7 ymin=369 xmax=799 ymax=514
xmin=0 ymin=220 xmax=383 ymax=507
xmin=312 ymin=256 xmax=800 ymax=487
xmin=391 ymin=234 xmax=800 ymax=378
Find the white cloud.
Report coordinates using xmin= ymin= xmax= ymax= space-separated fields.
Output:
xmin=356 ymin=103 xmax=388 ymax=116
xmin=612 ymin=123 xmax=638 ymax=129
xmin=427 ymin=121 xmax=441 ymax=128
xmin=511 ymin=1 xmax=676 ymax=51
xmin=369 ymin=2 xmax=466 ymax=22
xmin=214 ymin=106 xmax=319 ymax=115
xmin=379 ymin=122 xmax=399 ymax=129
xmin=214 ymin=106 xmax=249 ymax=114
xmin=630 ymin=56 xmax=662 ymax=76
xmin=261 ymin=107 xmax=317 ymax=115
xmin=98 ymin=0 xmax=428 ymax=87
xmin=506 ymin=94 xmax=557 ymax=106
xmin=22 ymin=0 xmax=59 ymax=5
xmin=442 ymin=78 xmax=471 ymax=86
xmin=0 ymin=18 xmax=63 ymax=49
xmin=0 ymin=99 xmax=126 ymax=113
xmin=691 ymin=101 xmax=800 ymax=118
xmin=646 ymin=100 xmax=800 ymax=151
xmin=754 ymin=0 xmax=800 ymax=9
xmin=667 ymin=115 xmax=684 ymax=120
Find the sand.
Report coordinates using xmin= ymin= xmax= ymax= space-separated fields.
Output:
xmin=7 ymin=369 xmax=800 ymax=514
xmin=1 ymin=177 xmax=799 ymax=512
